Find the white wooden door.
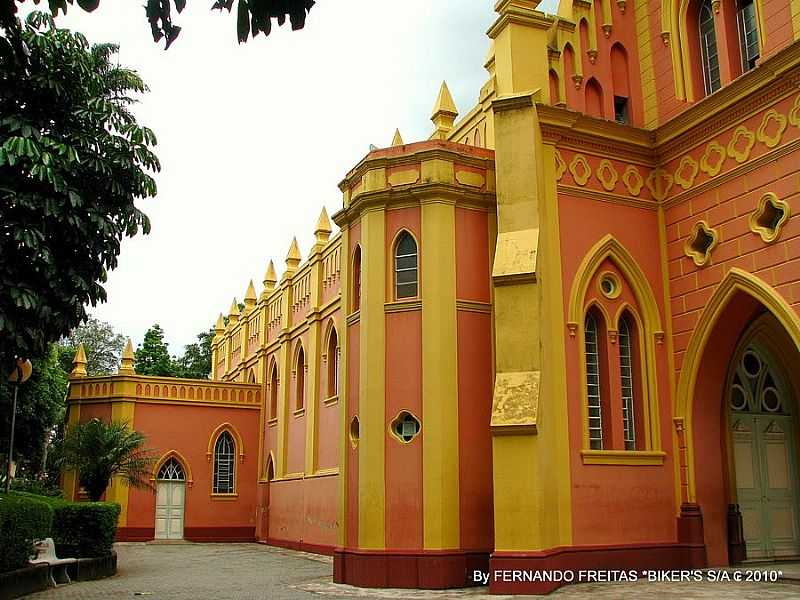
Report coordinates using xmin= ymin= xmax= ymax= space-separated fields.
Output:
xmin=155 ymin=481 xmax=185 ymax=540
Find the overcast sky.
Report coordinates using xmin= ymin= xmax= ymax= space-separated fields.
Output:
xmin=35 ymin=0 xmax=556 ymax=355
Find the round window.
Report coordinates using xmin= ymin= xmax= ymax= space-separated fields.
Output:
xmin=391 ymin=411 xmax=421 ymax=443
xmin=742 ymin=350 xmax=762 ymax=378
xmin=598 ymin=273 xmax=621 ymax=299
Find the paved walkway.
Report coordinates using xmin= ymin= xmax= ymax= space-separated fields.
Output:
xmin=25 ymin=543 xmax=800 ymax=599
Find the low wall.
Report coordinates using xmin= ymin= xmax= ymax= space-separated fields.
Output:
xmin=0 ymin=552 xmax=117 ymax=600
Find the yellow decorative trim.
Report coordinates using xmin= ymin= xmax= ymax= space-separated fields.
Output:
xmin=580 ymin=450 xmax=667 ymax=465
xmin=622 ymin=165 xmax=644 ymax=196
xmin=323 ymin=394 xmax=339 ymax=407
xmin=683 ymin=221 xmax=718 ymax=267
xmin=388 ymin=409 xmax=422 ymax=444
xmin=727 ymin=125 xmax=756 ymax=163
xmin=756 ymin=109 xmax=788 ymax=149
xmin=388 ymin=168 xmax=420 ymax=187
xmin=210 ymin=493 xmax=239 ymax=501
xmin=674 ymin=155 xmax=699 ymax=190
xmin=568 ymin=154 xmax=592 ymax=186
xmin=675 ymin=269 xmax=800 ymax=502
xmin=206 ymin=422 xmax=245 ymax=463
xmin=151 ymin=450 xmax=194 ymax=487
xmin=491 ymin=371 xmax=540 ymax=435
xmin=789 ymin=95 xmax=800 ymax=128
xmin=749 ymin=192 xmax=791 ymax=243
xmin=555 ymin=150 xmax=567 ymax=181
xmin=700 ymin=141 xmax=726 ymax=176
xmin=645 ymin=168 xmax=673 ymax=201
xmin=596 ymin=159 xmax=619 ymax=192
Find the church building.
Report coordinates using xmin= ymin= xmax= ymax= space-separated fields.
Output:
xmin=63 ymin=0 xmax=800 ymax=594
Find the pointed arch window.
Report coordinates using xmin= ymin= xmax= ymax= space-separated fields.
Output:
xmin=394 ymin=231 xmax=418 ymax=299
xmin=352 ymin=246 xmax=362 ymax=312
xmin=618 ymin=311 xmax=643 ymax=450
xmin=699 ymin=0 xmax=721 ymax=95
xmin=327 ymin=326 xmax=339 ymax=398
xmin=213 ymin=431 xmax=235 ymax=494
xmin=295 ymin=346 xmax=306 ymax=411
xmin=584 ymin=308 xmax=609 ymax=450
xmin=269 ymin=361 xmax=278 ymax=420
xmin=157 ymin=457 xmax=186 ymax=481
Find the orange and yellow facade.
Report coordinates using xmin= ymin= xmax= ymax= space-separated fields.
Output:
xmin=64 ymin=0 xmax=800 ymax=594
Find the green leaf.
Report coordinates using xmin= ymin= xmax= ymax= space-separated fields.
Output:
xmin=237 ymin=0 xmax=250 ymax=43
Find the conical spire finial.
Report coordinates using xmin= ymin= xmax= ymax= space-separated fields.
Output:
xmin=214 ymin=313 xmax=226 ymax=336
xmin=71 ymin=343 xmax=87 ymax=378
xmin=118 ymin=339 xmax=136 ymax=375
xmin=431 ymin=81 xmax=458 ymax=140
xmin=228 ymin=298 xmax=240 ymax=323
xmin=262 ymin=260 xmax=277 ymax=296
xmin=285 ymin=237 xmax=301 ymax=273
xmin=391 ymin=128 xmax=404 ymax=147
xmin=244 ymin=280 xmax=257 ymax=311
xmin=314 ymin=207 xmax=332 ymax=245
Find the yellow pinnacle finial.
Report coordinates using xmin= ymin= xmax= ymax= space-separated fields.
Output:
xmin=431 ymin=81 xmax=458 ymax=140
xmin=244 ymin=280 xmax=257 ymax=311
xmin=391 ymin=128 xmax=404 ymax=147
xmin=118 ymin=339 xmax=135 ymax=375
xmin=214 ymin=313 xmax=225 ymax=336
xmin=262 ymin=260 xmax=277 ymax=297
xmin=71 ymin=343 xmax=87 ymax=378
xmin=314 ymin=207 xmax=332 ymax=245
xmin=228 ymin=298 xmax=240 ymax=323
xmin=285 ymin=237 xmax=301 ymax=273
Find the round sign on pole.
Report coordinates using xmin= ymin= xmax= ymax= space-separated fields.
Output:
xmin=7 ymin=359 xmax=33 ymax=383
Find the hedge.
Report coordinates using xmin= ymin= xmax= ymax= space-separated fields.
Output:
xmin=2 ymin=492 xmax=120 ymax=563
xmin=0 ymin=494 xmax=54 ymax=573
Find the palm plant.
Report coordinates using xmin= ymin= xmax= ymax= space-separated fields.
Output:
xmin=57 ymin=419 xmax=155 ymax=501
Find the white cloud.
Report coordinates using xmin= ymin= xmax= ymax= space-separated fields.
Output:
xmin=23 ymin=0 xmax=553 ymax=353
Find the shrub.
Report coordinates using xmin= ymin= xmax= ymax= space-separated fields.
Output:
xmin=0 ymin=494 xmax=54 ymax=573
xmin=50 ymin=501 xmax=121 ymax=558
xmin=10 ymin=477 xmax=64 ymax=498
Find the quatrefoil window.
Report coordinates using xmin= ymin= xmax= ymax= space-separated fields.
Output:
xmin=684 ymin=221 xmax=718 ymax=267
xmin=390 ymin=411 xmax=421 ymax=444
xmin=750 ymin=192 xmax=789 ymax=243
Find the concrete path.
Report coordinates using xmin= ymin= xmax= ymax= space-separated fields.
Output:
xmin=24 ymin=543 xmax=800 ymax=599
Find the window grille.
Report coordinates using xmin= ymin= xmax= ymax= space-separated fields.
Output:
xmin=394 ymin=232 xmax=418 ymax=299
xmin=213 ymin=431 xmax=235 ymax=494
xmin=737 ymin=0 xmax=760 ymax=72
xmin=585 ymin=312 xmax=603 ymax=450
xmin=157 ymin=457 xmax=185 ymax=481
xmin=699 ymin=0 xmax=721 ymax=95
xmin=619 ymin=315 xmax=637 ymax=450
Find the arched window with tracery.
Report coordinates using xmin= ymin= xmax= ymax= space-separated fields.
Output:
xmin=327 ymin=326 xmax=339 ymax=398
xmin=352 ymin=245 xmax=362 ymax=312
xmin=394 ymin=231 xmax=418 ymax=299
xmin=213 ymin=431 xmax=235 ymax=494
xmin=698 ymin=0 xmax=722 ymax=95
xmin=295 ymin=345 xmax=306 ymax=411
xmin=269 ymin=361 xmax=278 ymax=419
xmin=618 ymin=310 xmax=644 ymax=450
xmin=584 ymin=307 xmax=610 ymax=449
xmin=157 ymin=457 xmax=186 ymax=481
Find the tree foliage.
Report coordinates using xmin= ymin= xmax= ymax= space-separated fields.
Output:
xmin=134 ymin=324 xmax=174 ymax=377
xmin=0 ymin=0 xmax=315 ymax=51
xmin=55 ymin=418 xmax=154 ymax=501
xmin=60 ymin=317 xmax=126 ymax=376
xmin=175 ymin=327 xmax=213 ymax=380
xmin=0 ymin=344 xmax=68 ymax=477
xmin=0 ymin=12 xmax=158 ymax=373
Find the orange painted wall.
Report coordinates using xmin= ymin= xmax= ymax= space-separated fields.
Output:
xmin=558 ymin=191 xmax=677 ymax=545
xmin=268 ymin=475 xmax=339 ymax=548
xmin=456 ymin=207 xmax=491 ymax=303
xmin=384 ymin=207 xmax=423 ymax=549
xmin=286 ymin=332 xmax=308 ymax=475
xmin=125 ymin=402 xmax=260 ymax=534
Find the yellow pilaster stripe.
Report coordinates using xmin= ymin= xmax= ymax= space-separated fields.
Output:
xmin=108 ymin=397 xmax=135 ymax=526
xmin=277 ymin=279 xmax=292 ymax=478
xmin=305 ymin=253 xmax=323 ymax=475
xmin=359 ymin=208 xmax=386 ymax=549
xmin=421 ymin=199 xmax=460 ymax=550
xmin=792 ymin=0 xmax=800 ymax=38
xmin=635 ymin=0 xmax=659 ymax=128
xmin=337 ymin=226 xmax=351 ymax=547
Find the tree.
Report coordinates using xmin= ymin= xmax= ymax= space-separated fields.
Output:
xmin=0 ymin=343 xmax=68 ymax=478
xmin=56 ymin=418 xmax=154 ymax=501
xmin=134 ymin=324 xmax=176 ymax=377
xmin=0 ymin=0 xmax=315 ymax=50
xmin=175 ymin=327 xmax=213 ymax=380
xmin=60 ymin=317 xmax=126 ymax=376
xmin=0 ymin=12 xmax=158 ymax=373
